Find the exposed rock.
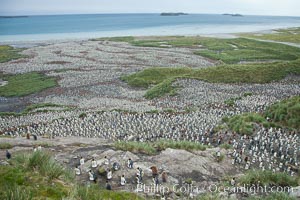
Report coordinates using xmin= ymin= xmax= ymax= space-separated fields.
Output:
xmin=0 ymin=160 xmax=10 ymax=166
xmin=289 ymin=186 xmax=300 ymax=198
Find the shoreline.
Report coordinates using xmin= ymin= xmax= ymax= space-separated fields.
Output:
xmin=0 ymin=25 xmax=299 ymax=45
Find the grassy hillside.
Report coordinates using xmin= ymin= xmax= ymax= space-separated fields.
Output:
xmin=93 ymin=36 xmax=300 ymax=64
xmin=221 ymin=113 xmax=270 ymax=135
xmin=122 ymin=59 xmax=300 ymax=99
xmin=265 ymin=96 xmax=300 ymax=129
xmin=220 ymin=96 xmax=300 ymax=135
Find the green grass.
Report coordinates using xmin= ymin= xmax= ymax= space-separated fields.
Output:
xmin=224 ymin=97 xmax=242 ymax=107
xmin=79 ymin=112 xmax=87 ymax=118
xmin=221 ymin=96 xmax=300 ymax=134
xmin=0 ymin=151 xmax=70 ymax=199
xmin=0 ymin=151 xmax=144 ymax=200
xmin=122 ymin=59 xmax=300 ymax=99
xmin=74 ymin=184 xmax=144 ymax=200
xmin=222 ymin=113 xmax=270 ymax=135
xmin=93 ymin=36 xmax=300 ymax=64
xmin=114 ymin=141 xmax=157 ymax=155
xmin=114 ymin=140 xmax=209 ymax=155
xmin=241 ymin=27 xmax=300 ymax=44
xmin=219 ymin=143 xmax=232 ymax=150
xmin=194 ymin=37 xmax=300 ymax=64
xmin=90 ymin=36 xmax=135 ymax=43
xmin=22 ymin=103 xmax=65 ymax=113
xmin=0 ymin=103 xmax=72 ymax=117
xmin=0 ymin=45 xmax=26 ymax=63
xmin=265 ymin=96 xmax=300 ymax=129
xmin=0 ymin=142 xmax=12 ymax=149
xmin=145 ymin=78 xmax=178 ymax=99
xmin=155 ymin=140 xmax=208 ymax=151
xmin=0 ymin=72 xmax=57 ymax=97
xmin=239 ymin=170 xmax=298 ymax=187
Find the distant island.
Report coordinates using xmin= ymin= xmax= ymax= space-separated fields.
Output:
xmin=0 ymin=16 xmax=28 ymax=18
xmin=223 ymin=13 xmax=243 ymax=17
xmin=160 ymin=12 xmax=188 ymax=16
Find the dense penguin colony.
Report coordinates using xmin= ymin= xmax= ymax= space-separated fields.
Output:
xmin=0 ymin=40 xmax=299 ymax=178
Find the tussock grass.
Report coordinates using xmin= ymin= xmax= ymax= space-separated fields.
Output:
xmin=114 ymin=140 xmax=209 ymax=155
xmin=219 ymin=143 xmax=232 ymax=150
xmin=22 ymin=103 xmax=65 ymax=113
xmin=221 ymin=96 xmax=300 ymax=135
xmin=0 ymin=72 xmax=57 ymax=97
xmin=93 ymin=36 xmax=300 ymax=63
xmin=0 ymin=142 xmax=12 ymax=149
xmin=194 ymin=37 xmax=300 ymax=64
xmin=265 ymin=96 xmax=300 ymax=129
xmin=91 ymin=36 xmax=135 ymax=43
xmin=114 ymin=141 xmax=157 ymax=155
xmin=222 ymin=113 xmax=269 ymax=135
xmin=74 ymin=184 xmax=143 ymax=200
xmin=0 ymin=151 xmax=70 ymax=199
xmin=239 ymin=170 xmax=298 ymax=187
xmin=79 ymin=112 xmax=87 ymax=118
xmin=122 ymin=59 xmax=300 ymax=99
xmin=27 ymin=151 xmax=64 ymax=180
xmin=241 ymin=27 xmax=300 ymax=44
xmin=0 ymin=151 xmax=143 ymax=200
xmin=0 ymin=103 xmax=72 ymax=117
xmin=3 ymin=185 xmax=33 ymax=200
xmin=0 ymin=45 xmax=26 ymax=63
xmin=154 ymin=140 xmax=208 ymax=151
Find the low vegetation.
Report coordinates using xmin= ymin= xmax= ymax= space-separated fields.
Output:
xmin=0 ymin=142 xmax=12 ymax=149
xmin=241 ymin=27 xmax=300 ymax=44
xmin=79 ymin=112 xmax=87 ymax=118
xmin=22 ymin=103 xmax=66 ymax=113
xmin=0 ymin=45 xmax=26 ymax=63
xmin=114 ymin=140 xmax=209 ymax=155
xmin=0 ymin=151 xmax=143 ymax=200
xmin=99 ymin=35 xmax=300 ymax=99
xmin=221 ymin=96 xmax=300 ymax=135
xmin=0 ymin=72 xmax=57 ymax=97
xmin=194 ymin=37 xmax=300 ymax=64
xmin=94 ymin=36 xmax=300 ymax=64
xmin=144 ymin=78 xmax=178 ymax=99
xmin=219 ymin=143 xmax=232 ymax=150
xmin=0 ymin=151 xmax=70 ymax=199
xmin=265 ymin=96 xmax=300 ymax=129
xmin=0 ymin=103 xmax=71 ymax=117
xmin=122 ymin=59 xmax=300 ymax=99
xmin=239 ymin=170 xmax=298 ymax=187
xmin=74 ymin=185 xmax=144 ymax=200
xmin=222 ymin=113 xmax=270 ymax=135
xmin=114 ymin=141 xmax=157 ymax=155
xmin=224 ymin=97 xmax=242 ymax=107
xmin=90 ymin=36 xmax=135 ymax=43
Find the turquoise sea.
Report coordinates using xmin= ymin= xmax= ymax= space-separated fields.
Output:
xmin=1 ymin=13 xmax=300 ymax=41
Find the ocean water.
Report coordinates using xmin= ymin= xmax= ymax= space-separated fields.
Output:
xmin=1 ymin=13 xmax=300 ymax=41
